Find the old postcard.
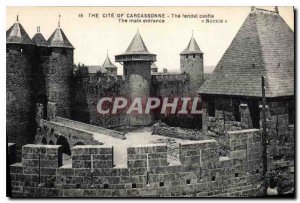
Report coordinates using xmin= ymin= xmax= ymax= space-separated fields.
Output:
xmin=6 ymin=6 xmax=295 ymax=198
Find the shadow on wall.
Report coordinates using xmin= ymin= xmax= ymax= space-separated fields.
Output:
xmin=56 ymin=136 xmax=71 ymax=156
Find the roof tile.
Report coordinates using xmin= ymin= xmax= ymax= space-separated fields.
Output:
xmin=198 ymin=9 xmax=294 ymax=98
xmin=6 ymin=21 xmax=33 ymax=45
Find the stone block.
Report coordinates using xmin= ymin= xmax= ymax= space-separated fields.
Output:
xmin=127 ymin=143 xmax=167 ymax=155
xmin=128 ymin=160 xmax=147 ymax=168
xmin=230 ymin=150 xmax=246 ymax=160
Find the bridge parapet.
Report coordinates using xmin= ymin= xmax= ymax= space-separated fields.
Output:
xmin=54 ymin=117 xmax=126 ymax=140
xmin=35 ymin=119 xmax=100 ymax=150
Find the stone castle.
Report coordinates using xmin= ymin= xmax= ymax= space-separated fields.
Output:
xmin=7 ymin=7 xmax=295 ymax=197
xmin=7 ymin=14 xmax=205 ymax=149
xmin=80 ymin=30 xmax=204 ymax=129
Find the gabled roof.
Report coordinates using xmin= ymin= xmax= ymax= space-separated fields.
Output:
xmin=180 ymin=35 xmax=202 ymax=55
xmin=124 ymin=30 xmax=152 ymax=55
xmin=198 ymin=8 xmax=294 ymax=98
xmin=32 ymin=33 xmax=48 ymax=47
xmin=102 ymin=55 xmax=117 ymax=69
xmin=47 ymin=27 xmax=74 ymax=49
xmin=6 ymin=17 xmax=33 ymax=45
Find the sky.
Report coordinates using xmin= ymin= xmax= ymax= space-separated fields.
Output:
xmin=6 ymin=7 xmax=294 ymax=74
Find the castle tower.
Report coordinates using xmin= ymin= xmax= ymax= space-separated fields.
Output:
xmin=115 ymin=30 xmax=156 ymax=126
xmin=180 ymin=33 xmax=204 ymax=96
xmin=6 ymin=15 xmax=36 ymax=148
xmin=102 ymin=52 xmax=117 ymax=76
xmin=47 ymin=15 xmax=74 ymax=118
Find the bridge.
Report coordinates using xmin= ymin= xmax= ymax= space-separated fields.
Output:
xmin=34 ymin=116 xmax=125 ymax=155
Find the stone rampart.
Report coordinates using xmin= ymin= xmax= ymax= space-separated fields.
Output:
xmin=9 ymin=129 xmax=269 ymax=197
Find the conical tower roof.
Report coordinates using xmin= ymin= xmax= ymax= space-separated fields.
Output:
xmin=199 ymin=8 xmax=294 ymax=98
xmin=32 ymin=27 xmax=48 ymax=47
xmin=102 ymin=54 xmax=117 ymax=69
xmin=180 ymin=35 xmax=202 ymax=54
xmin=48 ymin=27 xmax=74 ymax=49
xmin=115 ymin=30 xmax=156 ymax=62
xmin=6 ymin=15 xmax=34 ymax=45
xmin=47 ymin=16 xmax=74 ymax=49
xmin=151 ymin=63 xmax=158 ymax=69
xmin=124 ymin=30 xmax=152 ymax=55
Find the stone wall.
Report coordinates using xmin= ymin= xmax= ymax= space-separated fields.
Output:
xmin=47 ymin=48 xmax=73 ymax=118
xmin=152 ymin=122 xmax=207 ymax=140
xmin=71 ymin=78 xmax=90 ymax=123
xmin=204 ymin=97 xmax=242 ymax=134
xmin=203 ymin=96 xmax=294 ymax=133
xmin=260 ymin=101 xmax=295 ymax=187
xmin=151 ymin=73 xmax=202 ymax=129
xmin=180 ymin=53 xmax=204 ymax=96
xmin=202 ymin=95 xmax=295 ymax=194
xmin=9 ymin=129 xmax=277 ymax=197
xmin=6 ymin=44 xmax=37 ymax=155
xmin=78 ymin=70 xmax=204 ymax=129
xmin=83 ymin=75 xmax=130 ymax=128
xmin=151 ymin=73 xmax=190 ymax=98
xmin=123 ymin=61 xmax=151 ymax=81
xmin=7 ymin=43 xmax=75 ymax=159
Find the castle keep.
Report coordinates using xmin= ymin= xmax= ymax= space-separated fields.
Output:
xmin=115 ymin=30 xmax=156 ymax=126
xmin=82 ymin=30 xmax=203 ymax=129
xmin=7 ymin=7 xmax=295 ymax=197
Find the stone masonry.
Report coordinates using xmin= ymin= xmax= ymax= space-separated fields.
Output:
xmin=9 ymin=129 xmax=271 ymax=197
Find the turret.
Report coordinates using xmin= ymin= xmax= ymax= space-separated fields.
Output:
xmin=102 ymin=51 xmax=117 ymax=76
xmin=180 ymin=32 xmax=204 ymax=96
xmin=115 ymin=30 xmax=156 ymax=81
xmin=6 ymin=15 xmax=36 ymax=150
xmin=46 ymin=15 xmax=74 ymax=118
xmin=115 ymin=30 xmax=156 ymax=125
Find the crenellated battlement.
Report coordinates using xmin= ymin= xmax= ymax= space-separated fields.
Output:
xmin=9 ymin=129 xmax=267 ymax=197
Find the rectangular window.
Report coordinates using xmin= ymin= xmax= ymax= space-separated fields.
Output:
xmin=193 ymin=54 xmax=195 ymax=58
